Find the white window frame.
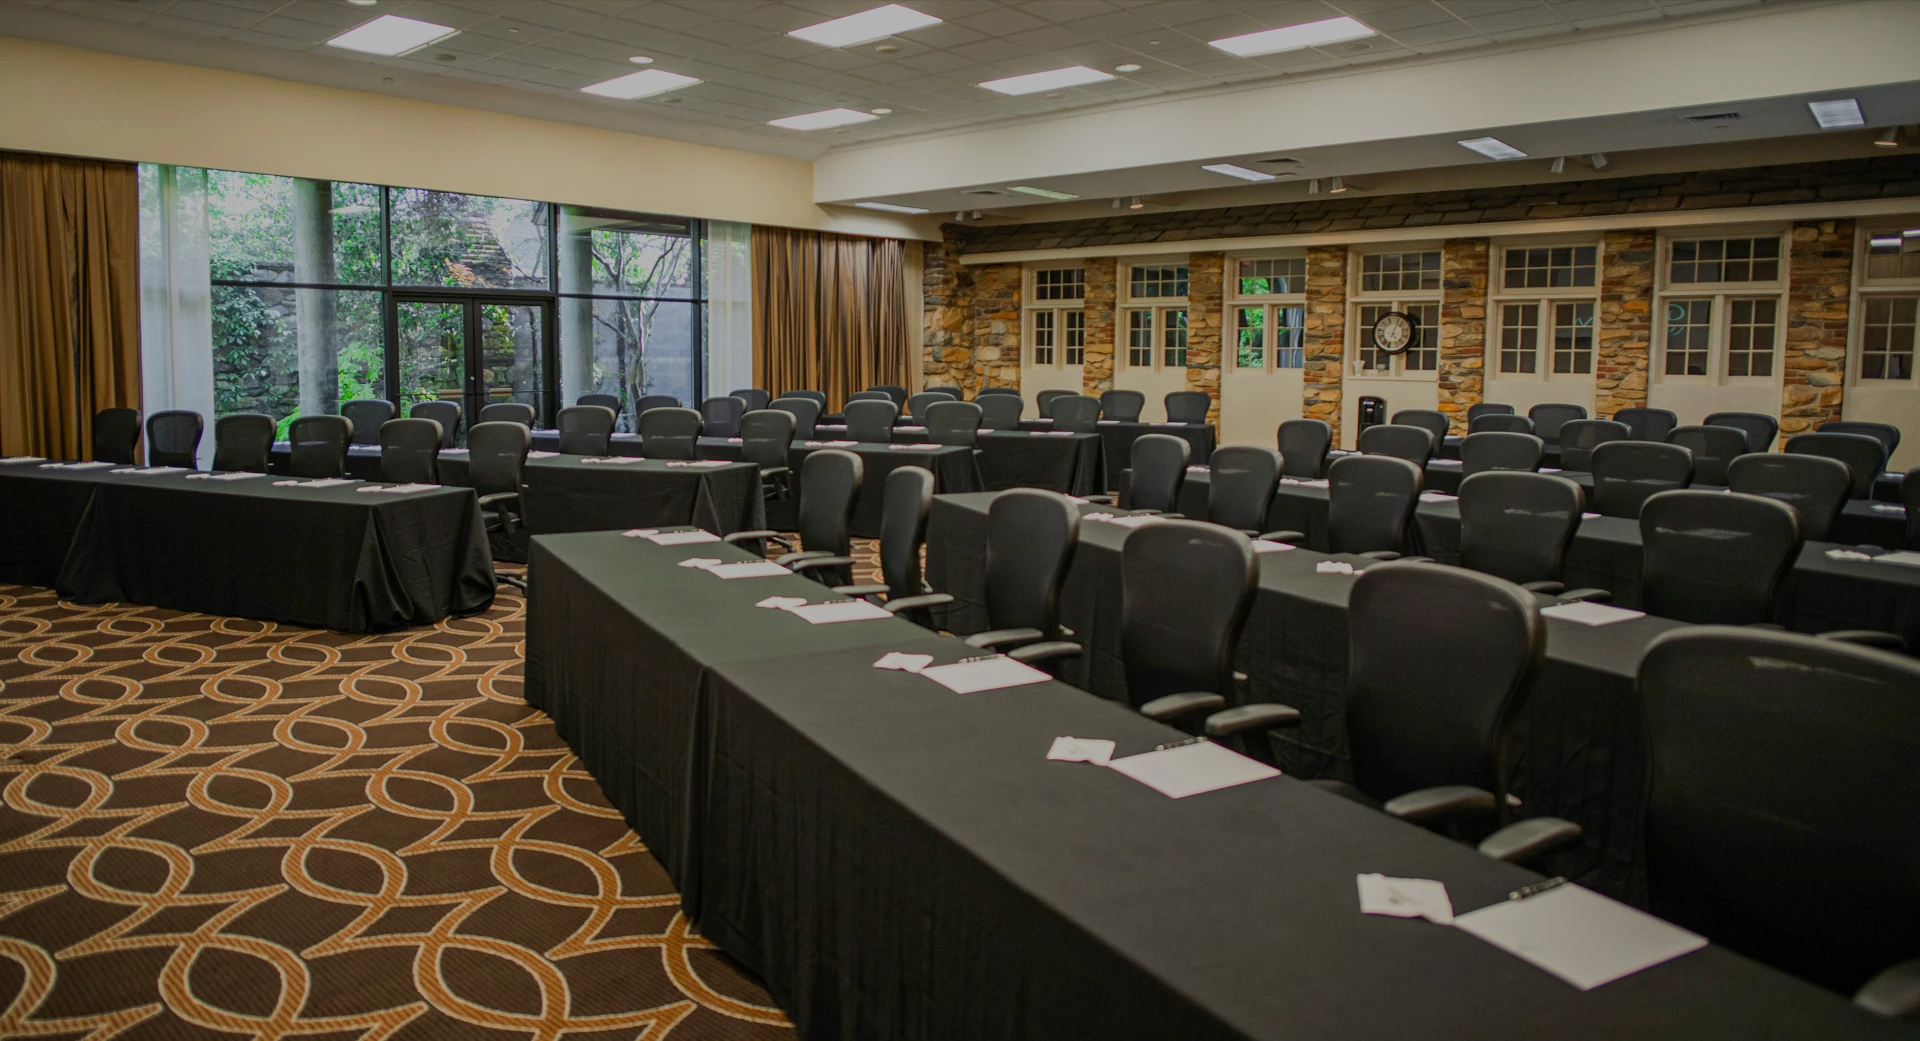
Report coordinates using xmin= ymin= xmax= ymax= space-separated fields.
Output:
xmin=1653 ymin=225 xmax=1788 ymax=386
xmin=1349 ymin=244 xmax=1443 ymax=379
xmin=1488 ymin=236 xmax=1603 ymax=383
xmin=1851 ymin=218 xmax=1920 ymax=387
xmin=1225 ymin=252 xmax=1307 ymax=374
xmin=1119 ymin=259 xmax=1190 ymax=373
xmin=1024 ymin=264 xmax=1086 ymax=369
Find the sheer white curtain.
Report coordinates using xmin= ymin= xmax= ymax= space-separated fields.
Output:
xmin=705 ymin=219 xmax=753 ymax=399
xmin=138 ymin=164 xmax=215 ymax=466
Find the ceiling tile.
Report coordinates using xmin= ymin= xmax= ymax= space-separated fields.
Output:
xmin=954 ymin=5 xmax=1054 ymax=35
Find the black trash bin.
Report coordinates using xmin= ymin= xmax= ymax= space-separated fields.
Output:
xmin=1357 ymin=395 xmax=1388 ymax=435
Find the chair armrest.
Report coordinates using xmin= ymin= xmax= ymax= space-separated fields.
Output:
xmin=1556 ymin=588 xmax=1612 ymax=603
xmin=883 ymin=593 xmax=954 ymax=614
xmin=831 ymin=583 xmax=890 ymax=598
xmin=1204 ymin=702 xmax=1301 ymax=737
xmin=1520 ymin=581 xmax=1565 ymax=594
xmin=496 ymin=573 xmax=527 ymax=592
xmin=774 ymin=549 xmax=835 ymax=566
xmin=1083 ymin=494 xmax=1115 ymax=505
xmin=1477 ymin=817 xmax=1585 ymax=866
xmin=1856 ymin=958 xmax=1920 ymax=1022
xmin=1157 ymin=512 xmax=1185 ymax=520
xmin=1007 ymin=641 xmax=1081 ymax=666
xmin=1383 ymin=785 xmax=1498 ymax=824
xmin=1395 ymin=556 xmax=1434 ymax=564
xmin=1259 ymin=530 xmax=1306 ymax=544
xmin=476 ymin=491 xmax=521 ymax=510
xmin=1817 ymin=629 xmax=1908 ymax=652
xmin=963 ymin=627 xmax=1045 ymax=650
xmin=1139 ymin=692 xmax=1227 ymax=724
xmin=1359 ymin=550 xmax=1402 ymax=561
xmin=723 ymin=529 xmax=786 ymax=546
xmin=789 ymin=555 xmax=856 ymax=573
xmin=756 ymin=465 xmax=791 ymax=478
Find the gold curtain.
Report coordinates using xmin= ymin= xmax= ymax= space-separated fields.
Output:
xmin=752 ymin=225 xmax=910 ymax=410
xmin=0 ymin=151 xmax=142 ymax=459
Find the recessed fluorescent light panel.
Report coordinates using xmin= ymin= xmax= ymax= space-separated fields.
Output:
xmin=1202 ymin=163 xmax=1277 ymax=182
xmin=1808 ymin=98 xmax=1864 ymax=129
xmin=770 ymin=108 xmax=880 ymax=131
xmin=1006 ymin=186 xmax=1079 ymax=200
xmin=980 ymin=66 xmax=1114 ymax=96
xmin=326 ymin=15 xmax=459 ymax=56
xmin=854 ymin=201 xmax=929 ymax=214
xmin=1459 ymin=137 xmax=1528 ymax=160
xmin=581 ymin=69 xmax=700 ymax=100
xmin=790 ymin=5 xmax=940 ymax=48
xmin=1210 ymin=16 xmax=1375 ymax=57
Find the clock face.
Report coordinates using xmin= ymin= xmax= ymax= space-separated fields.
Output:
xmin=1371 ymin=311 xmax=1419 ymax=355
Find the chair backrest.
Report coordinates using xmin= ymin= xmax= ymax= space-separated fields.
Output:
xmin=1612 ymin=407 xmax=1678 ymax=442
xmin=1206 ymin=446 xmax=1280 ymax=532
xmin=1640 ymin=490 xmax=1800 ymax=624
xmin=847 ymin=391 xmax=893 ymax=406
xmin=1326 ymin=454 xmax=1422 ymax=555
xmin=796 ymin=449 xmax=863 ymax=556
xmin=1356 ymin=423 xmax=1434 ymax=466
xmin=978 ymin=393 xmax=1024 ymax=431
xmin=1035 ymin=389 xmax=1074 ymax=418
xmin=211 ymin=414 xmax=276 ymax=473
xmin=1119 ymin=521 xmax=1258 ymax=710
xmin=1390 ymin=409 xmax=1450 ymax=443
xmin=867 ymin=384 xmax=908 ymax=406
xmin=1819 ymin=420 xmax=1900 ymax=456
xmin=922 ymin=386 xmax=964 ymax=401
xmin=984 ymin=489 xmax=1079 ymax=635
xmin=1469 ymin=413 xmax=1534 ymax=435
xmin=845 ymin=399 xmax=900 ymax=443
xmin=907 ymin=391 xmax=948 ymax=419
xmin=1555 ymin=419 xmax=1630 ymax=472
xmin=556 ymin=405 xmax=617 ymax=456
xmin=1784 ymin=431 xmax=1887 ymax=500
xmin=925 ymin=400 xmax=982 ymax=447
xmin=729 ymin=388 xmax=771 ymax=412
xmin=92 ymin=407 xmax=141 ymax=464
xmin=577 ymin=392 xmax=621 ymax=413
xmin=1590 ymin=440 xmax=1693 ymax=518
xmin=769 ymin=396 xmax=821 ymax=438
xmin=1526 ymin=402 xmax=1588 ymax=444
xmin=976 ymin=387 xmax=1021 ymax=400
xmin=1346 ymin=563 xmax=1544 ymax=819
xmin=1459 ymin=431 xmax=1543 ymax=478
xmin=341 ymin=399 xmax=394 ymax=445
xmin=635 ymin=394 xmax=682 ymax=415
xmin=378 ymin=417 xmax=442 ymax=484
xmin=1703 ymin=411 xmax=1779 ymax=453
xmin=1100 ymin=389 xmax=1146 ymax=422
xmin=467 ymin=421 xmax=530 ymax=499
xmin=146 ymin=410 xmax=204 ymax=468
xmin=1725 ymin=452 xmax=1850 ymax=542
xmin=700 ymin=396 xmax=746 ymax=439
xmin=1126 ymin=433 xmax=1190 ymax=513
xmin=410 ymin=400 xmax=461 ymax=448
xmin=1666 ymin=424 xmax=1750 ymax=487
xmin=785 ymin=390 xmax=827 ymax=408
xmin=1458 ymin=471 xmax=1583 ymax=585
xmin=738 ymin=409 xmax=796 ymax=471
xmin=478 ymin=402 xmax=536 ymax=428
xmin=1165 ymin=391 xmax=1212 ymax=424
xmin=638 ymin=407 xmax=703 ymax=460
xmin=1466 ymin=402 xmax=1515 ymax=422
xmin=287 ymin=415 xmax=353 ymax=479
xmin=1906 ymin=465 xmax=1920 ymax=550
xmin=1640 ymin=628 xmax=1920 ymax=994
xmin=1276 ymin=419 xmax=1332 ymax=479
xmin=1049 ymin=394 xmax=1102 ymax=434
xmin=878 ymin=466 xmax=934 ymax=601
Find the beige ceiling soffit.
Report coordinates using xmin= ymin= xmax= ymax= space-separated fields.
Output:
xmin=957 ymin=196 xmax=1920 ymax=265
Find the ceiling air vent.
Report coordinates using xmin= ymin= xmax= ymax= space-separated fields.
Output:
xmin=1679 ymin=112 xmax=1742 ymax=124
xmin=963 ymin=189 xmax=1004 ymax=196
xmin=1258 ymin=157 xmax=1304 ymax=165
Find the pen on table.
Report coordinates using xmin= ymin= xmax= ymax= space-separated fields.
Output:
xmin=1507 ymin=876 xmax=1570 ymax=901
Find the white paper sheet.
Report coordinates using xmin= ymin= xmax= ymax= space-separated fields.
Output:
xmin=188 ymin=472 xmax=266 ymax=482
xmin=582 ymin=456 xmax=644 ymax=465
xmin=1454 ymin=884 xmax=1706 ymax=990
xmin=112 ymin=466 xmax=187 ymax=475
xmin=897 ymin=425 xmax=927 ymax=433
xmin=1871 ymin=550 xmax=1920 ymax=568
xmin=1870 ymin=503 xmax=1904 ymax=514
xmin=439 ymin=449 xmax=470 ymax=457
xmin=756 ymin=596 xmax=809 ymax=610
xmin=1418 ymin=492 xmax=1459 ymax=503
xmin=1107 ymin=742 xmax=1280 ymax=799
xmin=1825 ymin=548 xmax=1874 ymax=562
xmin=676 ymin=557 xmax=722 ymax=569
xmin=1540 ymin=601 xmax=1646 ymax=626
xmin=886 ymin=444 xmax=943 ymax=451
xmin=918 ymin=656 xmax=1051 ymax=694
xmin=1539 ymin=467 xmax=1563 ymax=474
xmin=667 ymin=459 xmax=732 ymax=468
xmin=527 ymin=450 xmax=560 ymax=459
xmin=1580 ymin=512 xmax=1602 ymax=520
xmin=1036 ymin=431 xmax=1078 ymax=437
xmin=1103 ymin=514 xmax=1162 ymax=529
xmin=788 ymin=600 xmax=894 ymax=624
xmin=43 ymin=461 xmax=115 ymax=470
xmin=286 ymin=478 xmax=355 ymax=488
xmin=1 ymin=456 xmax=47 ymax=464
xmin=646 ymin=530 xmax=722 ymax=546
xmin=873 ymin=651 xmax=934 ymax=672
xmin=706 ymin=560 xmax=792 ymax=579
xmin=1252 ymin=540 xmax=1295 ymax=554
xmin=726 ymin=437 xmax=744 ymax=444
xmin=1280 ymin=478 xmax=1330 ymax=488
xmin=1316 ymin=561 xmax=1357 ymax=575
xmin=1357 ymin=873 xmax=1454 ymax=925
xmin=1046 ymin=736 xmax=1115 ymax=766
xmin=803 ymin=440 xmax=859 ymax=448
xmin=380 ymin=483 xmax=439 ymax=494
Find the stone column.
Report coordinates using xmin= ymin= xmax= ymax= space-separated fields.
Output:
xmin=1781 ymin=218 xmax=1853 ymax=441
xmin=1080 ymin=256 xmax=1117 ymax=396
xmin=292 ymin=179 xmax=339 ymax=418
xmin=1185 ymin=251 xmax=1224 ymax=422
xmin=1595 ymin=229 xmax=1655 ymax=417
xmin=968 ymin=263 xmax=1022 ymax=394
xmin=921 ymin=228 xmax=970 ymax=393
xmin=1438 ymin=238 xmax=1488 ymax=433
xmin=1302 ymin=245 xmax=1348 ymax=442
xmin=559 ymin=222 xmax=596 ymax=409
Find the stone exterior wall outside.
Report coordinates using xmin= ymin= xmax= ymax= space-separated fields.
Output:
xmin=1303 ymin=245 xmax=1348 ymax=441
xmin=1595 ymin=229 xmax=1656 ymax=418
xmin=1782 ymin=218 xmax=1854 ymax=440
xmin=1437 ymin=238 xmax=1488 ymax=433
xmin=1185 ymin=251 xmax=1224 ymax=421
xmin=1080 ymin=257 xmax=1117 ymax=396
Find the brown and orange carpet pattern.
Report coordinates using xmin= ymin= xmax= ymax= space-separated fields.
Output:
xmin=0 ymin=550 xmax=877 ymax=1041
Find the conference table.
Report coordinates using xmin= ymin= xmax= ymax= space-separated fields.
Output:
xmin=1017 ymin=417 xmax=1216 ymax=475
xmin=525 ymin=528 xmax=1896 ymax=1041
xmin=0 ymin=460 xmax=494 ymax=631
xmin=437 ymin=451 xmax=764 ymax=537
xmin=694 ymin=438 xmax=982 ymax=536
xmin=269 ymin=440 xmax=385 ymax=480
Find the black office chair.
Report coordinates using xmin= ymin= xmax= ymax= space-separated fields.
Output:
xmin=730 ymin=388 xmax=771 ymax=412
xmin=1704 ymin=411 xmax=1779 ymax=453
xmin=1391 ymin=409 xmax=1450 ymax=444
xmin=411 ymin=400 xmax=461 ymax=448
xmin=1785 ymin=432 xmax=1887 ymax=500
xmin=341 ymin=399 xmax=394 ymax=445
xmin=92 ymin=407 xmax=141 ymax=464
xmin=1612 ymin=407 xmax=1678 ymax=442
xmin=578 ymin=392 xmax=621 ymax=412
xmin=1206 ymin=446 xmax=1280 ymax=536
xmin=556 ymin=405 xmax=617 ymax=456
xmin=921 ymin=386 xmax=964 ymax=401
xmin=1820 ymin=420 xmax=1900 ymax=457
xmin=1639 ymin=490 xmax=1799 ymax=625
xmin=960 ymin=489 xmax=1083 ymax=666
xmin=1277 ymin=419 xmax=1333 ymax=478
xmin=978 ymin=393 xmax=1023 ymax=431
xmin=907 ymin=391 xmax=949 ymax=420
xmin=1466 ymin=402 xmax=1515 ymax=423
xmin=1458 ymin=471 xmax=1583 ymax=591
xmin=1049 ymin=395 xmax=1101 ymax=434
xmin=738 ymin=409 xmax=795 ymax=502
xmin=638 ymin=406 xmax=703 ymax=460
xmin=478 ymin=402 xmax=535 ymax=428
xmin=1356 ymin=423 xmax=1434 ymax=466
xmin=769 ymin=396 xmax=821 ymax=439
xmin=1555 ymin=419 xmax=1629 ymax=472
xmin=1100 ymin=389 xmax=1146 ymax=422
xmin=848 ymin=390 xmax=894 ymax=405
xmin=1727 ymin=452 xmax=1850 ymax=542
xmin=1526 ymin=402 xmax=1587 ymax=447
xmin=1268 ymin=455 xmax=1422 ymax=559
xmin=146 ymin=410 xmax=203 ymax=468
xmin=1906 ymin=466 xmax=1920 ymax=551
xmin=1590 ymin=440 xmax=1692 ymax=518
xmin=832 ymin=467 xmax=952 ymax=629
xmin=867 ymin=384 xmax=908 ymax=407
xmin=286 ymin=415 xmax=353 ymax=479
xmin=468 ymin=420 xmax=530 ymax=542
xmin=1469 ymin=413 xmax=1534 ymax=435
xmin=784 ymin=390 xmax=827 ymax=409
xmin=1165 ymin=391 xmax=1211 ymax=424
xmin=1458 ymin=431 xmax=1543 ymax=478
xmin=378 ymin=417 xmax=442 ymax=484
xmin=1035 ymin=389 xmax=1074 ymax=418
xmin=212 ymin=414 xmax=275 ymax=474
xmin=1323 ymin=563 xmax=1583 ymax=864
xmin=977 ymin=387 xmax=1021 ymax=400
xmin=635 ymin=394 xmax=681 ymax=415
xmin=1119 ymin=433 xmax=1189 ymax=513
xmin=925 ymin=400 xmax=982 ymax=447
xmin=1666 ymin=424 xmax=1749 ymax=487
xmin=700 ymin=396 xmax=746 ymax=439
xmin=723 ymin=449 xmax=863 ymax=586
xmin=845 ymin=399 xmax=899 ymax=443
xmin=1640 ymin=628 xmax=1920 ymax=1015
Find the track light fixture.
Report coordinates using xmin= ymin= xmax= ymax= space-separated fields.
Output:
xmin=1876 ymin=127 xmax=1901 ymax=148
xmin=1550 ymin=156 xmax=1566 ymax=174
xmin=1589 ymin=152 xmax=1609 ymax=170
xmin=1307 ymin=179 xmax=1320 ymax=195
xmin=1128 ymin=196 xmax=1144 ymax=210
xmin=1328 ymin=176 xmax=1348 ymax=193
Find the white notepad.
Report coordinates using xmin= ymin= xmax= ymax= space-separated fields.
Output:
xmin=803 ymin=440 xmax=859 ymax=448
xmin=706 ymin=560 xmax=791 ymax=579
xmin=787 ymin=600 xmax=893 ymax=624
xmin=1540 ymin=601 xmax=1645 ymax=626
xmin=527 ymin=450 xmax=560 ymax=459
xmin=886 ymin=443 xmax=943 ymax=451
xmin=190 ymin=472 xmax=266 ymax=482
xmin=44 ymin=461 xmax=115 ymax=470
xmin=1357 ymin=873 xmax=1454 ymax=925
xmin=1871 ymin=551 xmax=1920 ymax=568
xmin=873 ymin=651 xmax=934 ymax=672
xmin=1 ymin=456 xmax=46 ymax=464
xmin=112 ymin=466 xmax=187 ymax=475
xmin=583 ymin=456 xmax=644 ymax=465
xmin=1418 ymin=492 xmax=1458 ymax=503
xmin=289 ymin=478 xmax=355 ymax=488
xmin=1454 ymin=884 xmax=1706 ymax=990
xmin=1103 ymin=515 xmax=1161 ymax=528
xmin=918 ymin=656 xmax=1051 ymax=694
xmin=1046 ymin=736 xmax=1115 ymax=766
xmin=1106 ymin=742 xmax=1280 ymax=799
xmin=757 ymin=596 xmax=809 ymax=610
xmin=645 ymin=529 xmax=721 ymax=546
xmin=666 ymin=459 xmax=731 ymax=467
xmin=1252 ymin=540 xmax=1295 ymax=554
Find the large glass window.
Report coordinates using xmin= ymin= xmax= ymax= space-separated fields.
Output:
xmin=1229 ymin=253 xmax=1306 ymax=373
xmin=391 ymin=189 xmax=549 ymax=290
xmin=1654 ymin=228 xmax=1784 ymax=382
xmin=1490 ymin=239 xmax=1600 ymax=384
xmin=559 ymin=208 xmax=698 ymax=417
xmin=1359 ymin=251 xmax=1441 ymax=293
xmin=1025 ymin=265 xmax=1086 ymax=371
xmin=1860 ymin=296 xmax=1917 ymax=380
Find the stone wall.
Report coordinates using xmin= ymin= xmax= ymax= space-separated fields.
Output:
xmin=966 ymin=264 xmax=1022 ymax=394
xmin=1595 ymin=229 xmax=1656 ymax=417
xmin=920 ymin=231 xmax=969 ymax=392
xmin=1437 ymin=238 xmax=1488 ymax=433
xmin=1302 ymin=245 xmax=1348 ymax=441
xmin=1781 ymin=218 xmax=1854 ymax=440
xmin=1080 ymin=257 xmax=1117 ymax=396
xmin=1186 ymin=252 xmax=1224 ymax=422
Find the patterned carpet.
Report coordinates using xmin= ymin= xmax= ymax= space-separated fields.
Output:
xmin=0 ymin=545 xmax=884 ymax=1040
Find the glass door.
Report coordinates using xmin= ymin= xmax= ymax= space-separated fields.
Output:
xmin=394 ymin=295 xmax=553 ymax=436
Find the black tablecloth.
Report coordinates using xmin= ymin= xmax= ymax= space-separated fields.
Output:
xmin=1019 ymin=418 xmax=1215 ymax=477
xmin=441 ymin=451 xmax=762 ymax=541
xmin=699 ymin=439 xmax=979 ymax=537
xmin=1 ymin=463 xmax=493 ymax=631
xmin=974 ymin=431 xmax=1103 ymax=495
xmin=527 ymin=529 xmax=1891 ymax=1041
xmin=268 ymin=441 xmax=386 ymax=480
